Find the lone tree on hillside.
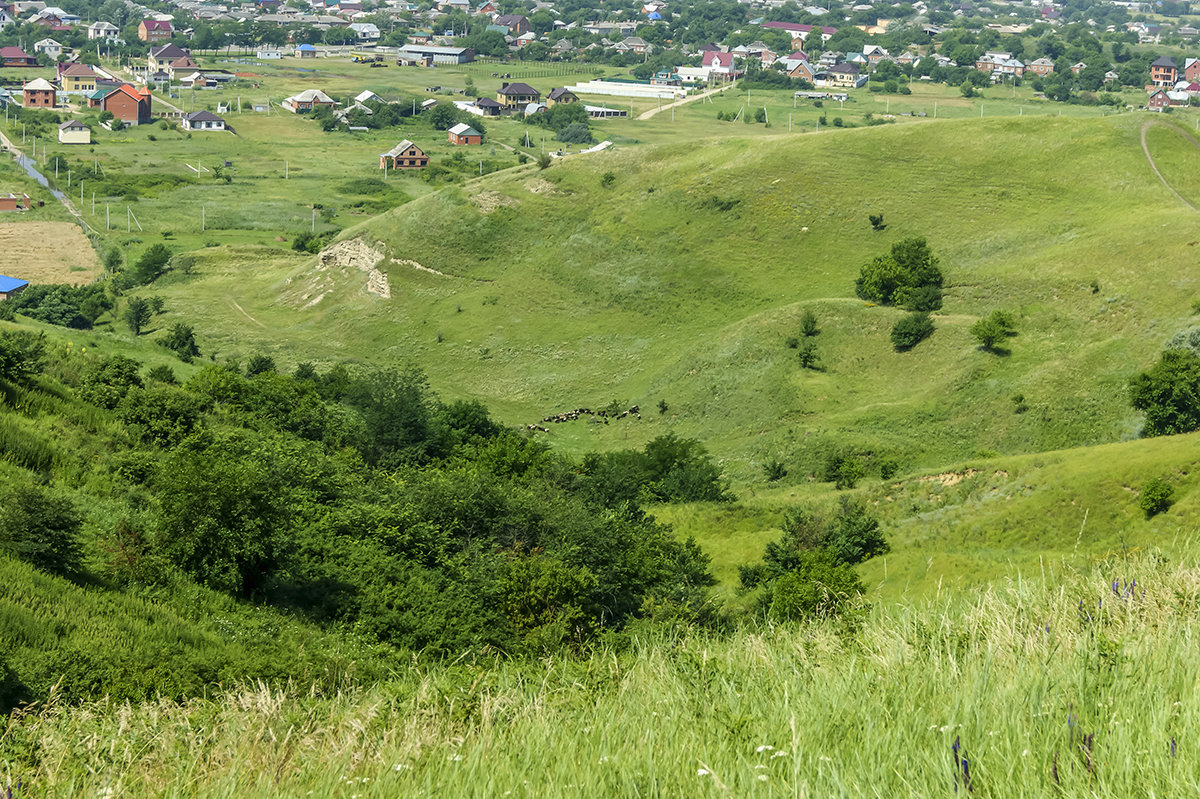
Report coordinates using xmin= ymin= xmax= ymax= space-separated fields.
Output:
xmin=856 ymin=237 xmax=943 ymax=309
xmin=124 ymin=298 xmax=152 ymax=336
xmin=868 ymin=213 xmax=886 ymax=231
xmin=971 ymin=310 xmax=1017 ymax=353
xmin=1129 ymin=348 xmax=1200 ymax=436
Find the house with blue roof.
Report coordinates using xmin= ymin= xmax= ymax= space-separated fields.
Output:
xmin=295 ymin=43 xmax=317 ymax=58
xmin=0 ymin=274 xmax=30 ymax=300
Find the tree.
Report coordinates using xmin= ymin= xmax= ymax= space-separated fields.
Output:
xmin=555 ymin=122 xmax=593 ymax=144
xmin=797 ymin=340 xmax=820 ymax=370
xmin=800 ymin=309 xmax=820 ymax=337
xmin=971 ymin=310 xmax=1016 ymax=352
xmin=1129 ymin=349 xmax=1200 ymax=436
xmin=160 ymin=322 xmax=200 ymax=362
xmin=427 ymin=103 xmax=459 ymax=130
xmin=127 ymin=243 xmax=172 ymax=287
xmin=124 ymin=297 xmax=152 ymax=335
xmin=891 ymin=311 xmax=935 ymax=351
xmin=868 ymin=213 xmax=886 ymax=231
xmin=856 ymin=237 xmax=942 ymax=306
xmin=767 ymin=550 xmax=863 ymax=621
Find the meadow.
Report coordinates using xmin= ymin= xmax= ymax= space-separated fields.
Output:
xmin=3 ymin=549 xmax=1197 ymax=797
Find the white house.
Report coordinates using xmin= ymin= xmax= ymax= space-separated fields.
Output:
xmin=348 ymin=22 xmax=380 ymax=40
xmin=33 ymin=38 xmax=62 ymax=58
xmin=256 ymin=49 xmax=284 ymax=59
xmin=182 ymin=110 xmax=226 ymax=131
xmin=87 ymin=20 xmax=119 ymax=39
xmin=57 ymin=118 xmax=90 ymax=144
xmin=0 ymin=10 xmax=16 ymax=31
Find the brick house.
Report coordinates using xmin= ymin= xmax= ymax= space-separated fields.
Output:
xmin=1186 ymin=57 xmax=1200 ymax=83
xmin=0 ymin=46 xmax=37 ymax=67
xmin=546 ymin=87 xmax=578 ymax=105
xmin=1026 ymin=57 xmax=1054 ymax=77
xmin=103 ymin=84 xmax=152 ymax=124
xmin=380 ymin=140 xmax=428 ymax=169
xmin=497 ymin=81 xmax=539 ymax=109
xmin=494 ymin=14 xmax=530 ymax=35
xmin=1148 ymin=88 xmax=1170 ymax=111
xmin=1150 ymin=56 xmax=1177 ymax=87
xmin=22 ymin=78 xmax=56 ymax=108
xmin=138 ymin=19 xmax=173 ymax=42
xmin=148 ymin=43 xmax=189 ymax=71
xmin=448 ymin=122 xmax=482 ymax=144
xmin=825 ymin=62 xmax=865 ymax=88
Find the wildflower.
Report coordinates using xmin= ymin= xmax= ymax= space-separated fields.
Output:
xmin=1170 ymin=738 xmax=1177 ymax=758
xmin=697 ymin=769 xmax=710 ymax=777
xmin=755 ymin=765 xmax=767 ymax=770
xmin=756 ymin=745 xmax=774 ymax=753
xmin=757 ymin=775 xmax=768 ymax=782
xmin=770 ymin=751 xmax=788 ymax=759
xmin=394 ymin=764 xmax=410 ymax=771
xmin=1021 ymin=750 xmax=1029 ymax=757
xmin=448 ymin=754 xmax=463 ymax=762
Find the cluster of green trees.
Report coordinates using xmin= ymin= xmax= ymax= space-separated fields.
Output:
xmin=0 ymin=335 xmax=732 ymax=662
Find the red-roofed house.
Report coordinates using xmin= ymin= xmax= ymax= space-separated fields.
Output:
xmin=702 ymin=50 xmax=742 ymax=80
xmin=138 ymin=19 xmax=172 ymax=42
xmin=0 ymin=46 xmax=37 ymax=67
xmin=103 ymin=84 xmax=152 ymax=124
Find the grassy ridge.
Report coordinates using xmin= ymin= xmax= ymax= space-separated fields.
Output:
xmin=4 ymin=550 xmax=1196 ymax=797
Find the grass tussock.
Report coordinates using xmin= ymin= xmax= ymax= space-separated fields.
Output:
xmin=3 ymin=550 xmax=1198 ymax=797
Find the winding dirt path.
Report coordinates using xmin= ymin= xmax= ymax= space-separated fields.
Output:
xmin=1141 ymin=119 xmax=1200 ymax=211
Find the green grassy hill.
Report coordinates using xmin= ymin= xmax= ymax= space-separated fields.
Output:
xmin=148 ymin=115 xmax=1198 ymax=483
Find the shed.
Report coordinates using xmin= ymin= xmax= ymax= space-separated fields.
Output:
xmin=0 ymin=274 xmax=30 ymax=298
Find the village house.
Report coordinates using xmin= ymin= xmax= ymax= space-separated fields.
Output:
xmin=546 ymin=87 xmax=578 ymax=105
xmin=448 ymin=122 xmax=482 ymax=144
xmin=494 ymin=14 xmax=530 ymax=35
xmin=1026 ymin=57 xmax=1054 ymax=76
xmin=148 ymin=44 xmax=190 ymax=71
xmin=497 ymin=81 xmax=539 ymax=109
xmin=57 ymin=118 xmax=89 ymax=144
xmin=22 ymin=78 xmax=55 ymax=108
xmin=180 ymin=111 xmax=224 ymax=132
xmin=283 ymin=88 xmax=336 ymax=112
xmin=33 ymin=38 xmax=61 ymax=58
xmin=1148 ymin=88 xmax=1171 ymax=110
xmin=1151 ymin=56 xmax=1179 ymax=87
xmin=101 ymin=84 xmax=152 ymax=124
xmin=0 ymin=46 xmax=37 ymax=67
xmin=1185 ymin=57 xmax=1200 ymax=83
xmin=473 ymin=96 xmax=502 ymax=115
xmin=58 ymin=62 xmax=97 ymax=93
xmin=88 ymin=21 xmax=119 ymax=40
xmin=825 ymin=62 xmax=865 ymax=88
xmin=380 ymin=139 xmax=427 ymax=169
xmin=701 ymin=50 xmax=740 ymax=80
xmin=138 ymin=19 xmax=173 ymax=42
xmin=348 ymin=22 xmax=380 ymax=40
xmin=295 ymin=43 xmax=318 ymax=58
xmin=0 ymin=274 xmax=30 ymax=298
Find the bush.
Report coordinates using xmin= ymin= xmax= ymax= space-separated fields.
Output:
xmin=0 ymin=482 xmax=83 ymax=577
xmin=160 ymin=322 xmax=200 ymax=362
xmin=971 ymin=310 xmax=1016 ymax=352
xmin=766 ymin=550 xmax=864 ymax=621
xmin=798 ymin=341 xmax=820 ymax=370
xmin=763 ymin=459 xmax=787 ymax=482
xmin=903 ymin=284 xmax=943 ymax=312
xmin=555 ymin=122 xmax=593 ymax=144
xmin=891 ymin=312 xmax=935 ymax=351
xmin=1140 ymin=477 xmax=1174 ymax=517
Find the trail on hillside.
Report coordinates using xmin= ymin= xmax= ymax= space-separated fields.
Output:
xmin=227 ymin=297 xmax=266 ymax=327
xmin=1140 ymin=120 xmax=1200 ymax=211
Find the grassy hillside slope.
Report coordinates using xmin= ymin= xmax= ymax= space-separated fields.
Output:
xmin=6 ymin=550 xmax=1197 ymax=797
xmin=146 ymin=115 xmax=1199 ymax=490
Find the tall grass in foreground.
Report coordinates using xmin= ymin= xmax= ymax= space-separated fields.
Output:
xmin=3 ymin=550 xmax=1199 ymax=797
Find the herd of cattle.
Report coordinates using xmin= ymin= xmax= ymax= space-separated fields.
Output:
xmin=526 ymin=405 xmax=641 ymax=433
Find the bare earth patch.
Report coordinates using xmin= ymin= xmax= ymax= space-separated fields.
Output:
xmin=471 ymin=190 xmax=518 ymax=214
xmin=0 ymin=222 xmax=101 ymax=285
xmin=317 ymin=239 xmax=391 ymax=298
xmin=524 ymin=178 xmax=562 ymax=195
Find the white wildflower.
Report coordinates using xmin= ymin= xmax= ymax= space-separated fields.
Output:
xmin=697 ymin=769 xmax=709 ymax=777
xmin=757 ymin=775 xmax=768 ymax=782
xmin=756 ymin=745 xmax=774 ymax=753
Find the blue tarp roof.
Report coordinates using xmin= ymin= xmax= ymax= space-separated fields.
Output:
xmin=0 ymin=275 xmax=29 ymax=292
xmin=296 ymin=43 xmax=316 ymax=50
